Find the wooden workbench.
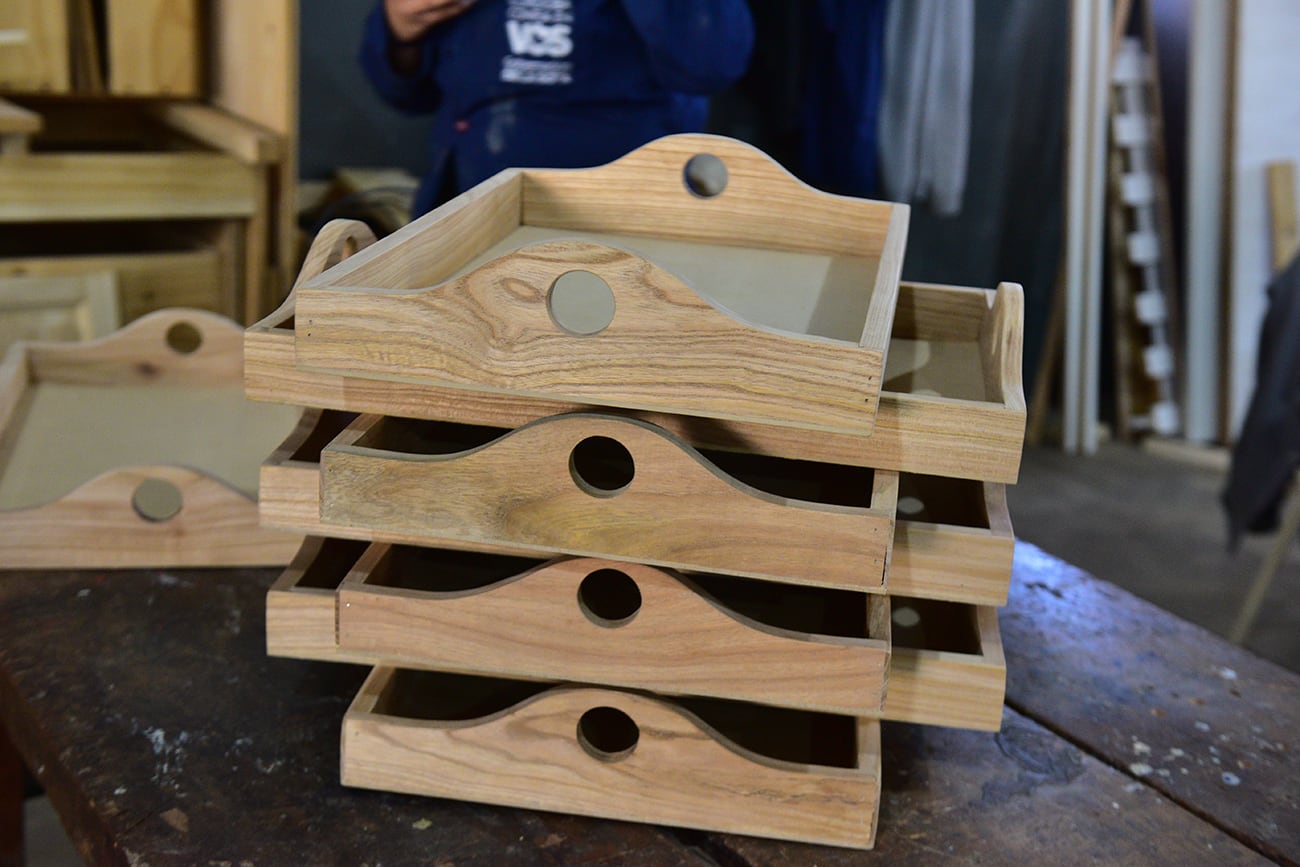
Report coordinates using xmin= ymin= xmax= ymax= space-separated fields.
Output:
xmin=0 ymin=543 xmax=1295 ymax=865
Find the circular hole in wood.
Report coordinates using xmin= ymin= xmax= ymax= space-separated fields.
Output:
xmin=165 ymin=321 xmax=203 ymax=355
xmin=132 ymin=478 xmax=183 ymax=522
xmin=570 ymin=436 xmax=634 ymax=497
xmin=683 ymin=153 xmax=728 ymax=198
xmin=897 ymin=495 xmax=925 ymax=517
xmin=577 ymin=568 xmax=642 ymax=628
xmin=892 ymin=605 xmax=922 ymax=629
xmin=548 ymin=270 xmax=615 ymax=336
xmin=577 ymin=706 xmax=639 ymax=762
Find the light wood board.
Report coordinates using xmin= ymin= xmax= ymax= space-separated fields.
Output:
xmin=336 ymin=549 xmax=889 ymax=715
xmin=344 ymin=670 xmax=880 ymax=849
xmin=321 ymin=413 xmax=897 ymax=590
xmin=0 ymin=0 xmax=69 ymax=93
xmin=105 ymin=0 xmax=199 ymax=96
xmin=0 ymin=272 xmax=119 ymax=357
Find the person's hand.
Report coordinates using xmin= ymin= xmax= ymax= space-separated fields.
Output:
xmin=384 ymin=0 xmax=474 ymax=43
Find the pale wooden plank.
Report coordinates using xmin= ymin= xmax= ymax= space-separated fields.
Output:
xmin=0 ymin=153 xmax=258 ymax=221
xmin=336 ymin=550 xmax=889 ymax=715
xmin=149 ymin=102 xmax=284 ymax=164
xmin=0 ymin=1 xmax=69 ymax=93
xmin=343 ymin=670 xmax=881 ymax=850
xmin=321 ymin=413 xmax=895 ymax=590
xmin=105 ymin=0 xmax=200 ymax=96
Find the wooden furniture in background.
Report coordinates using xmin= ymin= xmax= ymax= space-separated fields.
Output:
xmin=0 ymin=272 xmax=119 ymax=356
xmin=0 ymin=0 xmax=298 ymax=324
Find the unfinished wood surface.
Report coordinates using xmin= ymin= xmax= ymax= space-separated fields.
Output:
xmin=0 ymin=309 xmax=302 ymax=567
xmin=1267 ymin=160 xmax=1298 ymax=270
xmin=0 ymin=0 xmax=69 ymax=93
xmin=266 ymin=536 xmax=371 ymax=660
xmin=0 ymin=153 xmax=257 ymax=222
xmin=0 ymin=249 xmax=226 ymax=323
xmin=297 ymin=240 xmax=884 ymax=436
xmin=251 ymin=280 xmax=1026 ymax=482
xmin=521 ymin=133 xmax=904 ymax=262
xmin=0 ymin=96 xmax=40 ymax=155
xmin=105 ymin=0 xmax=199 ymax=95
xmin=336 ymin=548 xmax=889 ymax=714
xmin=0 ymin=272 xmax=119 ymax=356
xmin=0 ymin=464 xmax=299 ymax=568
xmin=344 ymin=669 xmax=881 ymax=850
xmin=150 ymin=102 xmax=284 ymax=165
xmin=321 ymin=413 xmax=896 ymax=590
xmin=889 ymin=476 xmax=1015 ymax=605
xmin=883 ymin=599 xmax=1005 ymax=731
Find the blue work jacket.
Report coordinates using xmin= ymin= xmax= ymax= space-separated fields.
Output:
xmin=360 ymin=0 xmax=754 ymax=215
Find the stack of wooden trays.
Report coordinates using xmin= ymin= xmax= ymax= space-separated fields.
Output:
xmin=246 ymin=135 xmax=1025 ymax=850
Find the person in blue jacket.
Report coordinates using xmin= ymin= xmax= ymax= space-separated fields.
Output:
xmin=360 ymin=0 xmax=755 ymax=216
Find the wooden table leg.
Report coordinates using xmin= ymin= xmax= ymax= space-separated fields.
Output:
xmin=0 ymin=723 xmax=23 ymax=867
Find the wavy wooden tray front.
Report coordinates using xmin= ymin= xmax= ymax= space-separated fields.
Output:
xmin=0 ymin=308 xmax=302 ymax=567
xmin=321 ymin=413 xmax=897 ymax=590
xmin=343 ymin=669 xmax=880 ymax=849
xmin=247 ymin=228 xmax=1023 ymax=482
xmin=337 ymin=548 xmax=889 ymax=714
xmin=293 ymin=134 xmax=907 ymax=436
xmin=296 ymin=238 xmax=884 ymax=435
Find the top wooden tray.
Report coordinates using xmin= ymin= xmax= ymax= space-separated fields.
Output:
xmin=292 ymin=134 xmax=908 ymax=437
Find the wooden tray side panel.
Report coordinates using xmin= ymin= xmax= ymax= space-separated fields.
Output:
xmin=28 ymin=308 xmax=245 ymax=386
xmin=320 ymin=414 xmax=893 ymax=590
xmin=889 ymin=483 xmax=1016 ymax=605
xmin=520 ymin=133 xmax=897 ymax=261
xmin=343 ymin=674 xmax=880 ymax=850
xmin=311 ymin=172 xmax=522 ymax=292
xmin=0 ymin=465 xmax=300 ymax=568
xmin=297 ymin=240 xmax=881 ymax=435
xmin=337 ymin=556 xmax=888 ymax=714
xmin=883 ymin=605 xmax=1006 ymax=731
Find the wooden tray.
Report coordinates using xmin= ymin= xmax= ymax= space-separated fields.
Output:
xmin=331 ymin=544 xmax=889 ymax=715
xmin=885 ymin=597 xmax=1006 ymax=731
xmin=292 ymin=135 xmax=907 ymax=437
xmin=246 ymin=222 xmax=1025 ymax=483
xmin=0 ymin=309 xmax=303 ymax=567
xmin=888 ymin=474 xmax=1016 ymax=605
xmin=320 ymin=412 xmax=898 ymax=590
xmin=343 ymin=667 xmax=881 ymax=849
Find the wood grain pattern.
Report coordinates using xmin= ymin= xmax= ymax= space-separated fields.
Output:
xmin=0 ymin=153 xmax=257 ymax=222
xmin=0 ymin=272 xmax=119 ymax=355
xmin=520 ymin=133 xmax=902 ymax=261
xmin=249 ymin=281 xmax=1025 ymax=482
xmin=266 ymin=535 xmax=371 ymax=660
xmin=889 ymin=477 xmax=1015 ymax=605
xmin=0 ymin=0 xmax=69 ymax=93
xmin=0 ymin=249 xmax=225 ymax=323
xmin=105 ymin=0 xmax=199 ymax=96
xmin=321 ymin=413 xmax=896 ymax=590
xmin=337 ymin=550 xmax=889 ymax=714
xmin=884 ymin=601 xmax=1005 ymax=731
xmin=343 ymin=669 xmax=881 ymax=849
xmin=297 ymin=240 xmax=883 ymax=435
xmin=0 ymin=464 xmax=300 ymax=568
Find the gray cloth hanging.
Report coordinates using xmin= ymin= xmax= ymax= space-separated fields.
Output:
xmin=877 ymin=0 xmax=974 ymax=216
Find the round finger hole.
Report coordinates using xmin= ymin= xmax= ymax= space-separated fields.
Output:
xmin=578 ymin=569 xmax=642 ymax=628
xmin=892 ymin=605 xmax=922 ymax=629
xmin=165 ymin=321 xmax=203 ymax=354
xmin=897 ymin=496 xmax=925 ymax=517
xmin=132 ymin=478 xmax=183 ymax=522
xmin=570 ymin=436 xmax=634 ymax=496
xmin=683 ymin=153 xmax=728 ymax=198
xmin=577 ymin=706 xmax=639 ymax=762
xmin=549 ymin=270 xmax=615 ymax=336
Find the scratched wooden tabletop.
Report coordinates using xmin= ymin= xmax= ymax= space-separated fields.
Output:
xmin=0 ymin=543 xmax=1294 ymax=866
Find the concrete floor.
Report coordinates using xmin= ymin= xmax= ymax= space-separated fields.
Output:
xmin=1007 ymin=441 xmax=1300 ymax=673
